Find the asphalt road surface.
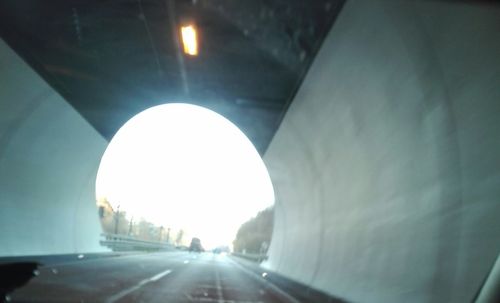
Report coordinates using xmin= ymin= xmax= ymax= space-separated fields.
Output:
xmin=9 ymin=252 xmax=299 ymax=303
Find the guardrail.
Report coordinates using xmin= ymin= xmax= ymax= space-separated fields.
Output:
xmin=231 ymin=252 xmax=268 ymax=263
xmin=100 ymin=233 xmax=175 ymax=252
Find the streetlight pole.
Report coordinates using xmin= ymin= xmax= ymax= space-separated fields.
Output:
xmin=128 ymin=216 xmax=134 ymax=236
xmin=114 ymin=205 xmax=120 ymax=234
xmin=159 ymin=226 xmax=164 ymax=242
xmin=166 ymin=227 xmax=171 ymax=244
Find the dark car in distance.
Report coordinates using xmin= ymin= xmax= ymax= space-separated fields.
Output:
xmin=189 ymin=238 xmax=203 ymax=253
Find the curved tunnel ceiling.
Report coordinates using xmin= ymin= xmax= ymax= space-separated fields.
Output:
xmin=0 ymin=0 xmax=344 ymax=154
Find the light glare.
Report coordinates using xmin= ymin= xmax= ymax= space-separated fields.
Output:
xmin=181 ymin=25 xmax=198 ymax=56
xmin=95 ymin=104 xmax=274 ymax=249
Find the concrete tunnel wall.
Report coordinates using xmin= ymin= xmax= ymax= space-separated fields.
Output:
xmin=263 ymin=1 xmax=500 ymax=302
xmin=0 ymin=39 xmax=108 ymax=256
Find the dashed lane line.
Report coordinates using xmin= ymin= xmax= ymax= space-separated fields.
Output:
xmin=105 ymin=269 xmax=172 ymax=303
xmin=215 ymin=270 xmax=225 ymax=303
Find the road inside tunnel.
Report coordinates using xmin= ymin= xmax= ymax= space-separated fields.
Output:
xmin=8 ymin=252 xmax=301 ymax=303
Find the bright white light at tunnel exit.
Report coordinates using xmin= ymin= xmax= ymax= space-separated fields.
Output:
xmin=95 ymin=103 xmax=274 ymax=249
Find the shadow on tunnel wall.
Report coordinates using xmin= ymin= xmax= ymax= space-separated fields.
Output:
xmin=0 ymin=38 xmax=107 ymax=257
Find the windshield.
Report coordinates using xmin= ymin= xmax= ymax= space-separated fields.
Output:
xmin=1 ymin=0 xmax=499 ymax=302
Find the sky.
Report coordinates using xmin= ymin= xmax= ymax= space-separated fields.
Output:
xmin=95 ymin=103 xmax=274 ymax=249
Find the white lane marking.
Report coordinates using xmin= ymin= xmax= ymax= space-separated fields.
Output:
xmin=215 ymin=270 xmax=224 ymax=303
xmin=106 ymin=269 xmax=172 ymax=303
xmin=149 ymin=270 xmax=172 ymax=282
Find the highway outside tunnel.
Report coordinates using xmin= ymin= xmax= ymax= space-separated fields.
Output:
xmin=95 ymin=103 xmax=275 ymax=251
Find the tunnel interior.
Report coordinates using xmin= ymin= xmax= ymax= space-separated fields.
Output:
xmin=1 ymin=0 xmax=499 ymax=302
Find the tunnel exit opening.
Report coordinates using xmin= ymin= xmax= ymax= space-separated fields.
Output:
xmin=95 ymin=103 xmax=275 ymax=253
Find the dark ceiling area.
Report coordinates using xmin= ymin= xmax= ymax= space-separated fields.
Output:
xmin=0 ymin=0 xmax=344 ymax=154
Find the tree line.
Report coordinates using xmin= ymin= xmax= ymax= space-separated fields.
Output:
xmin=233 ymin=207 xmax=273 ymax=254
xmin=97 ymin=198 xmax=186 ymax=245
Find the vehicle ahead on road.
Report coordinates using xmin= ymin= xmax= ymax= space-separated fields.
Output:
xmin=212 ymin=246 xmax=230 ymax=254
xmin=189 ymin=238 xmax=204 ymax=253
